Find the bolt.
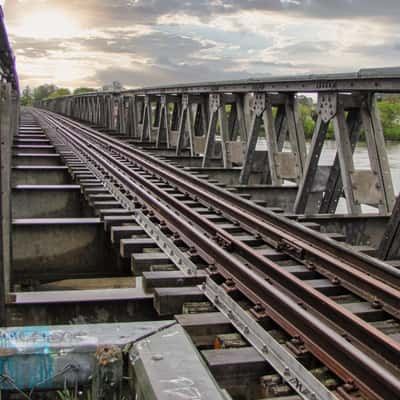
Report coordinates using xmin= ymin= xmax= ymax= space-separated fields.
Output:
xmin=291 ymin=336 xmax=303 ymax=345
xmin=372 ymin=298 xmax=382 ymax=309
xmin=307 ymin=262 xmax=316 ymax=270
xmin=343 ymin=381 xmax=355 ymax=393
xmin=253 ymin=303 xmax=264 ymax=313
xmin=261 ymin=345 xmax=268 ymax=353
xmin=225 ymin=278 xmax=235 ymax=287
xmin=188 ymin=246 xmax=197 ymax=255
xmin=208 ymin=263 xmax=217 ymax=272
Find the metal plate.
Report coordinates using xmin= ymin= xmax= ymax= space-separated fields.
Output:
xmin=226 ymin=141 xmax=245 ymax=164
xmin=194 ymin=136 xmax=206 ymax=154
xmin=310 ymin=165 xmax=331 ymax=193
xmin=169 ymin=130 xmax=179 ymax=147
xmin=318 ymin=93 xmax=337 ymax=123
xmin=351 ymin=169 xmax=381 ymax=206
xmin=274 ymin=152 xmax=300 ymax=180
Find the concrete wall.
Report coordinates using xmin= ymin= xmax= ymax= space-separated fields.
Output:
xmin=12 ymin=218 xmax=116 ymax=283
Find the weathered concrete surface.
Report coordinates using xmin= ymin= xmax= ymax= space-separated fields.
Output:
xmin=5 ymin=288 xmax=156 ymax=326
xmin=11 ymin=218 xmax=116 ymax=283
xmin=12 ymin=166 xmax=72 ymax=185
xmin=12 ymin=145 xmax=55 ymax=154
xmin=0 ymin=321 xmax=173 ymax=390
xmin=14 ymin=138 xmax=50 ymax=146
xmin=38 ymin=276 xmax=136 ymax=291
xmin=132 ymin=324 xmax=226 ymax=400
xmin=12 ymin=185 xmax=92 ymax=218
xmin=299 ymin=214 xmax=389 ymax=247
xmin=12 ymin=153 xmax=62 ymax=166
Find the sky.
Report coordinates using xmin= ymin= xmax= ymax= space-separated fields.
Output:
xmin=3 ymin=0 xmax=400 ymax=91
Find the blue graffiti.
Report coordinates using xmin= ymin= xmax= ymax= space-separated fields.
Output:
xmin=0 ymin=326 xmax=54 ymax=390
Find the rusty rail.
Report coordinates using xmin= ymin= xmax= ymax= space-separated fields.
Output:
xmin=35 ymin=108 xmax=400 ymax=400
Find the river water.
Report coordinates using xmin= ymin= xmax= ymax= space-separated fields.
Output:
xmin=318 ymin=140 xmax=400 ymax=194
xmin=257 ymin=139 xmax=400 ymax=213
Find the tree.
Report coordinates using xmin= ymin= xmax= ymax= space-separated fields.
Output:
xmin=33 ymin=84 xmax=58 ymax=102
xmin=45 ymin=88 xmax=71 ymax=99
xmin=20 ymin=86 xmax=33 ymax=106
xmin=377 ymin=96 xmax=400 ymax=140
xmin=73 ymin=87 xmax=97 ymax=95
xmin=298 ymin=96 xmax=316 ymax=138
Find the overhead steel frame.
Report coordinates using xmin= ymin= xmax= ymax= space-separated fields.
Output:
xmin=202 ymin=93 xmax=248 ymax=167
xmin=39 ymin=67 xmax=400 ymax=216
xmin=176 ymin=93 xmax=209 ymax=157
xmin=0 ymin=5 xmax=19 ymax=325
xmin=239 ymin=92 xmax=306 ymax=185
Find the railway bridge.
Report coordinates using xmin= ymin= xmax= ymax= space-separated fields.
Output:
xmin=1 ymin=9 xmax=400 ymax=400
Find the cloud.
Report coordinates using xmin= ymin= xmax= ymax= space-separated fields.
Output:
xmin=4 ymin=0 xmax=400 ymax=89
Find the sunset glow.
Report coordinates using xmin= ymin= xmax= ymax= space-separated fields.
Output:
xmin=15 ymin=9 xmax=80 ymax=39
xmin=4 ymin=1 xmax=400 ymax=91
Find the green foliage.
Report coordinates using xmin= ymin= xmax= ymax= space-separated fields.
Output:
xmin=20 ymin=86 xmax=33 ymax=106
xmin=377 ymin=96 xmax=400 ymax=140
xmin=73 ymin=87 xmax=97 ymax=95
xmin=297 ymin=95 xmax=400 ymax=141
xmin=298 ymin=99 xmax=316 ymax=138
xmin=33 ymin=84 xmax=58 ymax=101
xmin=21 ymin=84 xmax=73 ymax=104
xmin=45 ymin=88 xmax=71 ymax=99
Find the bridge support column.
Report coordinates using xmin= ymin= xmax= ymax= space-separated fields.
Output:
xmin=155 ymin=95 xmax=171 ymax=148
xmin=294 ymin=93 xmax=395 ymax=215
xmin=240 ymin=93 xmax=306 ymax=185
xmin=139 ymin=95 xmax=155 ymax=142
xmin=378 ymin=193 xmax=400 ymax=260
xmin=176 ymin=94 xmax=207 ymax=156
xmin=125 ymin=94 xmax=139 ymax=138
xmin=203 ymin=93 xmax=247 ymax=168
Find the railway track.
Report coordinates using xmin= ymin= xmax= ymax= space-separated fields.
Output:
xmin=32 ymin=108 xmax=400 ymax=400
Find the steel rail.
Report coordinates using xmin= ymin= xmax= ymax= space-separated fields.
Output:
xmin=42 ymin=110 xmax=400 ymax=310
xmin=36 ymin=110 xmax=400 ymax=399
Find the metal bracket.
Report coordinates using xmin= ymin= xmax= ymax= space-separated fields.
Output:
xmin=253 ymin=93 xmax=266 ymax=117
xmin=182 ymin=94 xmax=190 ymax=108
xmin=209 ymin=94 xmax=221 ymax=112
xmin=317 ymin=93 xmax=337 ymax=123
